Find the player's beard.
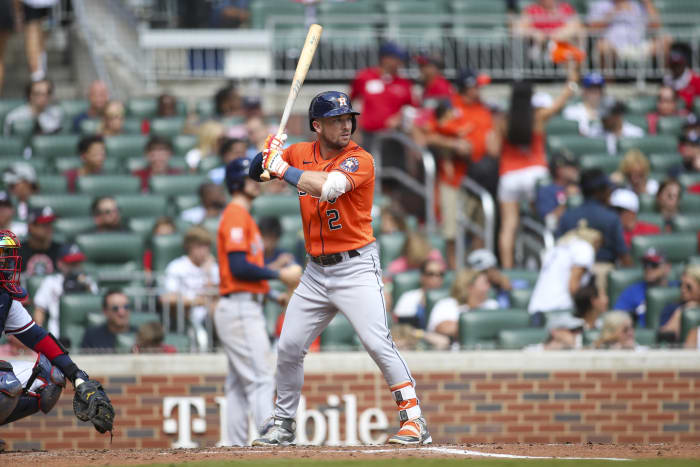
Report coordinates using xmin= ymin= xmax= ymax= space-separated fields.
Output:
xmin=320 ymin=132 xmax=349 ymax=151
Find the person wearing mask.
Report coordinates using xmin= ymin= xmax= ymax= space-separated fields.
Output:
xmin=3 ymin=78 xmax=62 ymax=136
xmin=18 ymin=206 xmax=60 ymax=276
xmin=613 ymin=248 xmax=675 ymax=326
xmin=72 ymin=80 xmax=110 ymax=133
xmin=663 ymin=42 xmax=700 ymax=111
xmin=81 ymin=289 xmax=136 ymax=351
xmin=132 ymin=136 xmax=182 ymax=191
xmin=64 ymin=135 xmax=106 ymax=192
xmin=180 ymin=182 xmax=227 ymax=225
xmin=535 ymin=148 xmax=580 ymax=230
xmin=393 ymin=259 xmax=446 ymax=330
xmin=33 ymin=243 xmax=98 ymax=338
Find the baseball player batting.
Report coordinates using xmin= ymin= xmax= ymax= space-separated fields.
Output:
xmin=249 ymin=91 xmax=431 ymax=446
xmin=0 ymin=230 xmax=114 ymax=451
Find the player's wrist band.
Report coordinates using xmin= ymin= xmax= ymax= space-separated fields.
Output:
xmin=283 ymin=166 xmax=303 ymax=187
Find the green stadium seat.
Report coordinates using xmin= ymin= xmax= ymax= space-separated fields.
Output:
xmin=130 ymin=311 xmax=160 ymax=328
xmin=672 ymin=215 xmax=700 ymax=233
xmin=251 ymin=194 xmax=300 ymax=218
xmin=173 ymin=134 xmax=198 ymax=156
xmin=542 ymin=309 xmax=576 ymax=328
xmin=59 ymin=99 xmax=88 ymax=120
xmin=646 ymin=286 xmax=681 ymax=330
xmin=127 ymin=98 xmax=157 ymax=119
xmin=657 ymin=116 xmax=685 ymax=135
xmin=0 ymin=157 xmax=49 ymax=177
xmin=582 ymin=329 xmax=600 ymax=346
xmin=198 ymin=156 xmax=221 ymax=173
xmin=458 ymin=309 xmax=531 ymax=349
xmin=35 ymin=174 xmax=67 ymax=193
xmin=250 ymin=0 xmax=305 ymax=29
xmin=60 ymin=293 xmax=103 ymax=337
xmin=174 ymin=194 xmax=200 ymax=213
xmin=635 ymin=328 xmax=657 ymax=346
xmin=76 ymin=233 xmax=145 ymax=264
xmin=498 ymin=328 xmax=548 ymax=349
xmin=451 ymin=0 xmax=506 ymax=15
xmin=79 ymin=118 xmax=100 ymax=135
xmin=579 ymin=154 xmax=621 ymax=174
xmin=196 ymin=99 xmax=215 ymax=119
xmin=31 ymin=134 xmax=79 ymax=159
xmin=86 ymin=310 xmax=106 ymax=328
xmin=83 ymin=117 xmax=142 ymax=135
xmin=115 ymin=194 xmax=168 ymax=218
xmin=105 ymin=134 xmax=149 ymax=159
xmin=77 ymin=175 xmax=141 ymax=196
xmin=164 ymin=333 xmax=190 ymax=351
xmin=320 ymin=313 xmax=358 ymax=351
xmin=54 ymin=217 xmax=95 ymax=242
xmin=547 ymin=135 xmax=607 ymax=156
xmin=678 ymin=174 xmax=700 ymax=190
xmin=128 ymin=217 xmax=156 ymax=243
xmin=0 ymin=99 xmax=24 ymax=127
xmin=631 ymin=233 xmax=698 ymax=264
xmin=379 ymin=232 xmax=405 ymax=267
xmin=681 ymin=307 xmax=700 ymax=343
xmin=53 ymin=156 xmax=122 ymax=174
xmin=679 ymin=194 xmax=700 ymax=213
xmin=636 ymin=212 xmax=664 ymax=229
xmin=318 ymin=0 xmax=378 ymax=15
xmin=8 ymin=118 xmax=34 ymax=140
xmin=626 ymin=96 xmax=656 ymax=114
xmin=386 ymin=0 xmax=446 ymax=14
xmin=649 ymin=153 xmax=682 ymax=173
xmin=391 ymin=270 xmax=421 ymax=305
xmin=279 ymin=215 xmax=302 ymax=236
xmin=152 ymin=234 xmax=184 ymax=272
xmin=115 ymin=333 xmax=136 ymax=353
xmin=502 ymin=269 xmax=539 ymax=288
xmin=546 ymin=117 xmax=580 ymax=135
xmin=425 ymin=288 xmax=451 ymax=325
xmin=150 ymin=174 xmax=207 ymax=197
xmin=638 ymin=193 xmax=656 ymax=213
xmin=509 ymin=288 xmax=533 ymax=309
xmin=625 ymin=114 xmax=648 ymax=132
xmin=29 ymin=194 xmax=92 ymax=217
xmin=618 ymin=136 xmax=677 ymax=156
xmin=150 ymin=117 xmax=186 ymax=138
xmin=26 ymin=275 xmax=45 ymax=298
xmin=0 ymin=136 xmax=24 ymax=155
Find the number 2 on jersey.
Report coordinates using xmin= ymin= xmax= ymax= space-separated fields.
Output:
xmin=326 ymin=209 xmax=342 ymax=230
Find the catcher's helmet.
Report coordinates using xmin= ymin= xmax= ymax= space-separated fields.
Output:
xmin=0 ymin=230 xmax=26 ymax=299
xmin=225 ymin=157 xmax=250 ymax=194
xmin=308 ymin=91 xmax=360 ymax=133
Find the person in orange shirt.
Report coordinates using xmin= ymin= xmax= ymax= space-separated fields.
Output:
xmin=249 ymin=91 xmax=431 ymax=446
xmin=214 ymin=158 xmax=301 ymax=446
xmin=416 ymin=68 xmax=493 ymax=267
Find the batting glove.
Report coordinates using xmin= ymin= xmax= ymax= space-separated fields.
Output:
xmin=264 ymin=133 xmax=287 ymax=154
xmin=262 ymin=149 xmax=290 ymax=179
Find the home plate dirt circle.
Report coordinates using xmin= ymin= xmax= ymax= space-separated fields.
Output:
xmin=2 ymin=443 xmax=700 ymax=466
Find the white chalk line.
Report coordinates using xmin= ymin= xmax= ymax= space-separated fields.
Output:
xmin=173 ymin=446 xmax=630 ymax=461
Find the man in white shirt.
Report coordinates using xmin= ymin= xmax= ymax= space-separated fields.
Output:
xmin=563 ymin=72 xmax=605 ymax=137
xmin=393 ymin=259 xmax=446 ymax=330
xmin=160 ymin=226 xmax=219 ymax=351
xmin=600 ymin=99 xmax=644 ymax=154
xmin=3 ymin=79 xmax=62 ymax=136
xmin=180 ymin=182 xmax=227 ymax=225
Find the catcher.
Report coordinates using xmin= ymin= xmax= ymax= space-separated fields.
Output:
xmin=0 ymin=230 xmax=114 ymax=451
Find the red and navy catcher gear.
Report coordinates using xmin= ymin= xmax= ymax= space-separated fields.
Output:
xmin=308 ymin=91 xmax=360 ymax=134
xmin=0 ymin=230 xmax=26 ymax=300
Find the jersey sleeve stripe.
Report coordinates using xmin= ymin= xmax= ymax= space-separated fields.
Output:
xmin=5 ymin=320 xmax=36 ymax=335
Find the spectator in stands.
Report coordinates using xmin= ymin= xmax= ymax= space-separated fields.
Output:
xmin=427 ymin=269 xmax=498 ymax=342
xmin=259 ymin=217 xmax=296 ymax=270
xmin=612 ymin=149 xmax=658 ymax=196
xmin=466 ymin=249 xmax=513 ymax=309
xmin=0 ymin=0 xmax=17 ymax=94
xmin=64 ymin=135 xmax=106 ymax=192
xmin=3 ymin=163 xmax=37 ymax=222
xmin=663 ymin=42 xmax=700 ymax=111
xmin=659 ymin=264 xmax=700 ymax=342
xmin=492 ymin=61 xmax=578 ymax=268
xmin=72 ymin=80 xmax=110 ymax=132
xmin=379 ymin=207 xmax=407 ymax=236
xmin=600 ymin=99 xmax=644 ymax=154
xmin=563 ymin=72 xmax=606 ymax=137
xmin=515 ymin=0 xmax=585 ymax=60
xmin=91 ymin=196 xmax=127 ymax=233
xmin=143 ymin=216 xmax=177 ymax=278
xmin=350 ymin=41 xmax=415 ymax=148
xmin=387 ymin=232 xmax=444 ymax=279
xmin=161 ymin=226 xmax=219 ymax=352
xmin=535 ymin=148 xmax=580 ymax=230
xmin=99 ymin=100 xmax=126 ymax=137
xmin=19 ymin=206 xmax=59 ymax=275
xmin=0 ymin=190 xmax=25 ymax=237
xmin=594 ymin=311 xmax=636 ymax=349
xmin=132 ymin=322 xmax=177 ymax=354
xmin=208 ymin=0 xmax=250 ymax=28
xmin=557 ymin=168 xmax=632 ymax=266
xmin=81 ymin=289 xmax=136 ymax=351
xmin=244 ymin=115 xmax=270 ymax=157
xmin=208 ymin=137 xmax=248 ymax=184
xmin=529 ymin=223 xmax=602 ymax=326
xmin=133 ymin=136 xmax=182 ymax=191
xmin=180 ymin=182 xmax=226 ymax=225
xmin=675 ymin=131 xmax=700 ymax=175
xmin=33 ymin=243 xmax=97 ymax=337
xmin=156 ymin=93 xmax=178 ymax=117
xmin=416 ymin=53 xmax=453 ymax=102
xmin=587 ymin=0 xmax=669 ymax=69
xmin=545 ymin=279 xmax=608 ymax=350
xmin=214 ymin=83 xmax=244 ymax=119
xmin=393 ymin=259 xmax=446 ymax=331
xmin=185 ymin=120 xmax=225 ymax=171
xmin=613 ymin=248 xmax=675 ymax=326
xmin=655 ymin=178 xmax=682 ymax=232
xmin=3 ymin=78 xmax=62 ymax=136
xmin=609 ymin=188 xmax=660 ymax=247
xmin=646 ymin=85 xmax=687 ymax=134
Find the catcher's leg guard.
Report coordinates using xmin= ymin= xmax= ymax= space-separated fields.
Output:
xmin=0 ymin=360 xmax=22 ymax=424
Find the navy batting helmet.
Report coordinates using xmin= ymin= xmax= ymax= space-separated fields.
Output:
xmin=224 ymin=157 xmax=250 ymax=193
xmin=308 ymin=91 xmax=360 ymax=133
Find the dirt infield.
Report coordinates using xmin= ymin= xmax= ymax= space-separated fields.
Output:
xmin=2 ymin=443 xmax=699 ymax=466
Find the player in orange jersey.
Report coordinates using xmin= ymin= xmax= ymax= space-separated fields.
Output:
xmin=249 ymin=91 xmax=431 ymax=446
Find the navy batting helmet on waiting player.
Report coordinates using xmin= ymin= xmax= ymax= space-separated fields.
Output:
xmin=224 ymin=157 xmax=250 ymax=194
xmin=308 ymin=91 xmax=360 ymax=133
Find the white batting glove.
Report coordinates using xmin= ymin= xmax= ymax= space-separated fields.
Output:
xmin=263 ymin=133 xmax=287 ymax=155
xmin=262 ymin=149 xmax=290 ymax=179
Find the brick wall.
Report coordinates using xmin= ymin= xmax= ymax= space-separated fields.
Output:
xmin=2 ymin=367 xmax=699 ymax=449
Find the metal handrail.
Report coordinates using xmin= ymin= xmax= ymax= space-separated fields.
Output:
xmin=72 ymin=0 xmax=114 ymax=94
xmin=520 ymin=215 xmax=556 ymax=268
xmin=371 ymin=131 xmax=436 ymax=234
xmin=455 ymin=177 xmax=496 ymax=271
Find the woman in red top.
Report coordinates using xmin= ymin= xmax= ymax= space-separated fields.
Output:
xmin=490 ymin=62 xmax=579 ymax=268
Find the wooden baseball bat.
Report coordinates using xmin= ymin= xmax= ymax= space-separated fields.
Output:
xmin=261 ymin=23 xmax=323 ymax=181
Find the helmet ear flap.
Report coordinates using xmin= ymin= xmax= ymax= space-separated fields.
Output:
xmin=351 ymin=115 xmax=357 ymax=134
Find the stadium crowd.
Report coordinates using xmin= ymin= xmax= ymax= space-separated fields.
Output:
xmin=0 ymin=0 xmax=699 ymax=356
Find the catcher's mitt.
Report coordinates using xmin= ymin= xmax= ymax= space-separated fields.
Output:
xmin=73 ymin=379 xmax=115 ymax=434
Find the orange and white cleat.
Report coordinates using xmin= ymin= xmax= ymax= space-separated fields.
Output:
xmin=388 ymin=416 xmax=432 ymax=445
